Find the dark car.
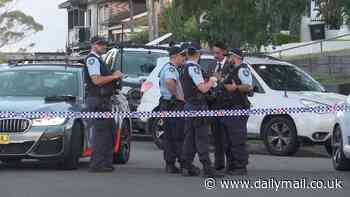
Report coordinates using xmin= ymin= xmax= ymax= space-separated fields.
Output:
xmin=103 ymin=46 xmax=168 ymax=134
xmin=0 ymin=63 xmax=132 ymax=169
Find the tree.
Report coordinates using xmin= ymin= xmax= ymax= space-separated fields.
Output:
xmin=200 ymin=0 xmax=261 ymax=48
xmin=0 ymin=0 xmax=43 ymax=49
xmin=316 ymin=0 xmax=344 ymax=29
xmin=163 ymin=0 xmax=307 ymax=49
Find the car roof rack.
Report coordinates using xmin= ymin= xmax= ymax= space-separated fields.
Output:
xmin=112 ymin=43 xmax=170 ymax=51
xmin=8 ymin=54 xmax=85 ymax=67
xmin=76 ymin=43 xmax=170 ymax=56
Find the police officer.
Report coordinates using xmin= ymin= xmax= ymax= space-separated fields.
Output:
xmin=85 ymin=36 xmax=123 ymax=172
xmin=221 ymin=48 xmax=253 ymax=175
xmin=207 ymin=41 xmax=231 ymax=171
xmin=159 ymin=46 xmax=186 ymax=173
xmin=181 ymin=46 xmax=224 ymax=178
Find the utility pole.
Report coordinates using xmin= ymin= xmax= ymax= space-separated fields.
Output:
xmin=154 ymin=0 xmax=160 ymax=39
xmin=147 ymin=0 xmax=155 ymax=41
xmin=128 ymin=0 xmax=135 ymax=33
xmin=147 ymin=0 xmax=161 ymax=41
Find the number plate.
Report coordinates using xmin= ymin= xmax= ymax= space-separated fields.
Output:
xmin=0 ymin=134 xmax=10 ymax=144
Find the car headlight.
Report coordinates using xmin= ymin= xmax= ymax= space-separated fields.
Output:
xmin=32 ymin=117 xmax=67 ymax=126
xmin=300 ymin=99 xmax=329 ymax=108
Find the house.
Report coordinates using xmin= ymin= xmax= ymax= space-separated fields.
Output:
xmin=59 ymin=0 xmax=173 ymax=53
xmin=58 ymin=0 xmax=149 ymax=53
xmin=301 ymin=0 xmax=350 ymax=42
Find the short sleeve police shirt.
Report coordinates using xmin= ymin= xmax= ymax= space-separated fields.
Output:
xmin=86 ymin=56 xmax=101 ymax=76
xmin=224 ymin=64 xmax=253 ymax=86
xmin=159 ymin=63 xmax=184 ymax=100
xmin=238 ymin=67 xmax=253 ymax=86
xmin=188 ymin=64 xmax=204 ymax=86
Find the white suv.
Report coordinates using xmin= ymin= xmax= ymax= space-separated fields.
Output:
xmin=138 ymin=55 xmax=346 ymax=156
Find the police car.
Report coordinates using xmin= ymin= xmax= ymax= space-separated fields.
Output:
xmin=138 ymin=55 xmax=346 ymax=156
xmin=0 ymin=60 xmax=132 ymax=169
xmin=331 ymin=95 xmax=350 ymax=170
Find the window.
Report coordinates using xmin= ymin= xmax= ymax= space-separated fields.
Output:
xmin=68 ymin=11 xmax=73 ymax=29
xmin=0 ymin=70 xmax=79 ymax=97
xmin=199 ymin=58 xmax=216 ymax=73
xmin=73 ymin=9 xmax=79 ymax=27
xmin=252 ymin=75 xmax=264 ymax=93
xmin=87 ymin=9 xmax=92 ymax=27
xmin=113 ymin=51 xmax=168 ymax=76
xmin=251 ymin=64 xmax=324 ymax=92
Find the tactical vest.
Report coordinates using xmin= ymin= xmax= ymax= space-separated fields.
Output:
xmin=220 ymin=63 xmax=251 ymax=109
xmin=181 ymin=63 xmax=206 ymax=102
xmin=84 ymin=53 xmax=115 ymax=97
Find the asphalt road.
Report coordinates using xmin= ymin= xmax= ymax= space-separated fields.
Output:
xmin=1 ymin=141 xmax=349 ymax=197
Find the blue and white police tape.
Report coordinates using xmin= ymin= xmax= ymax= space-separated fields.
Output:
xmin=0 ymin=105 xmax=349 ymax=119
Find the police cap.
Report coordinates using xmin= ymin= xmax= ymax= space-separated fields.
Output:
xmin=226 ymin=48 xmax=243 ymax=58
xmin=91 ymin=36 xmax=108 ymax=45
xmin=169 ymin=46 xmax=186 ymax=56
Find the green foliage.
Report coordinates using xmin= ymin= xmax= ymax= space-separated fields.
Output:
xmin=272 ymin=33 xmax=299 ymax=46
xmin=202 ymin=0 xmax=261 ymax=48
xmin=316 ymin=0 xmax=345 ymax=29
xmin=0 ymin=0 xmax=43 ymax=48
xmin=128 ymin=31 xmax=149 ymax=44
xmin=342 ymin=0 xmax=350 ymax=25
xmin=0 ymin=53 xmax=6 ymax=63
xmin=163 ymin=0 xmax=307 ymax=49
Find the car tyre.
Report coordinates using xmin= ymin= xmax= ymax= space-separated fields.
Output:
xmin=61 ymin=123 xmax=83 ymax=170
xmin=262 ymin=116 xmax=299 ymax=156
xmin=332 ymin=126 xmax=350 ymax=171
xmin=114 ymin=120 xmax=131 ymax=164
xmin=150 ymin=118 xmax=164 ymax=150
xmin=324 ymin=138 xmax=332 ymax=156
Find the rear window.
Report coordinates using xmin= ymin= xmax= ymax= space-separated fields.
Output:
xmin=199 ymin=58 xmax=216 ymax=72
xmin=0 ymin=69 xmax=79 ymax=97
xmin=113 ymin=51 xmax=168 ymax=77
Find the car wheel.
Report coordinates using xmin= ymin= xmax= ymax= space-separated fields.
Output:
xmin=325 ymin=138 xmax=332 ymax=156
xmin=262 ymin=116 xmax=299 ymax=156
xmin=114 ymin=120 xmax=131 ymax=164
xmin=150 ymin=118 xmax=164 ymax=150
xmin=332 ymin=126 xmax=350 ymax=171
xmin=61 ymin=123 xmax=83 ymax=170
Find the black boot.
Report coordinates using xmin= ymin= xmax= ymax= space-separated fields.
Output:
xmin=182 ymin=164 xmax=201 ymax=177
xmin=215 ymin=164 xmax=225 ymax=171
xmin=225 ymin=164 xmax=235 ymax=173
xmin=165 ymin=163 xmax=181 ymax=174
xmin=203 ymin=165 xmax=225 ymax=178
xmin=226 ymin=167 xmax=248 ymax=176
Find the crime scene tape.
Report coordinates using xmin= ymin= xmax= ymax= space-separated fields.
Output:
xmin=0 ymin=104 xmax=349 ymax=119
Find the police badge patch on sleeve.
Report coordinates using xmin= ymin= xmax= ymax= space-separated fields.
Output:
xmin=88 ymin=58 xmax=95 ymax=65
xmin=168 ymin=67 xmax=176 ymax=72
xmin=193 ymin=67 xmax=200 ymax=74
xmin=243 ymin=69 xmax=250 ymax=77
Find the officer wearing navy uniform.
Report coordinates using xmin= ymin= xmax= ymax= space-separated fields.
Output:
xmin=181 ymin=46 xmax=224 ymax=178
xmin=84 ymin=36 xmax=123 ymax=172
xmin=159 ymin=46 xmax=186 ymax=173
xmin=221 ymin=49 xmax=253 ymax=175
